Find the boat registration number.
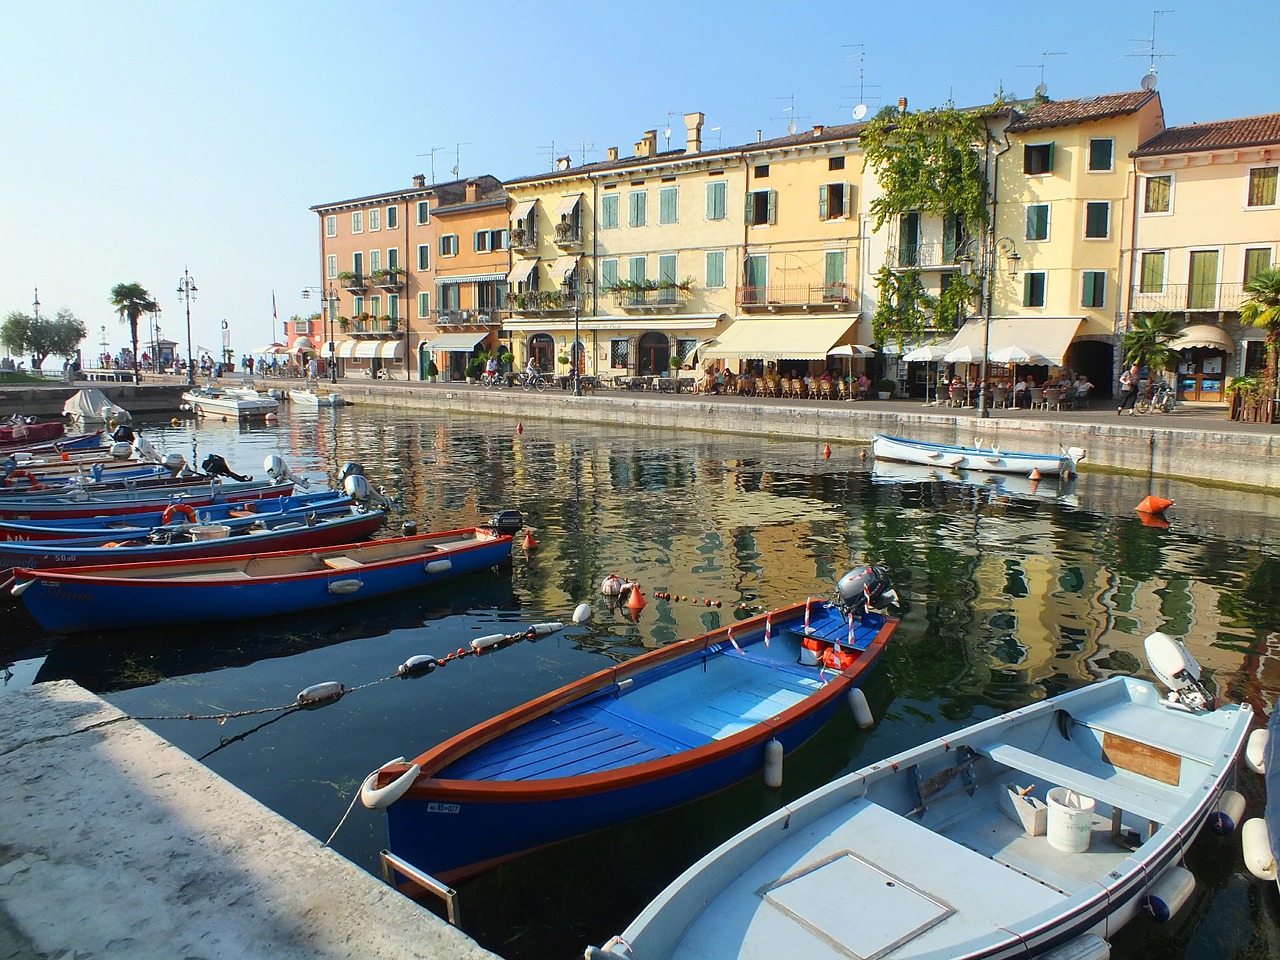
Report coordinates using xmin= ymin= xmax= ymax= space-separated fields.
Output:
xmin=426 ymin=802 xmax=461 ymax=814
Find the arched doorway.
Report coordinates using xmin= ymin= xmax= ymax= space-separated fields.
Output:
xmin=1070 ymin=340 xmax=1116 ymax=400
xmin=570 ymin=339 xmax=586 ymax=375
xmin=528 ymin=334 xmax=555 ymax=374
xmin=637 ymin=332 xmax=670 ymax=376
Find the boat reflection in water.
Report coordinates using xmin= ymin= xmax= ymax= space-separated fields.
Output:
xmin=871 ymin=459 xmax=1079 ymax=507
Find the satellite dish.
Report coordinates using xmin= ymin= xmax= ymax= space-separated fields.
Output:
xmin=451 ymin=165 xmax=460 ymax=176
xmin=556 ymin=157 xmax=571 ymax=171
xmin=852 ymin=103 xmax=868 ymax=120
xmin=1140 ymin=72 xmax=1158 ymax=91
xmin=787 ymin=121 xmax=797 ymax=135
xmin=663 ymin=127 xmax=672 ymax=139
xmin=1034 ymin=82 xmax=1048 ymax=97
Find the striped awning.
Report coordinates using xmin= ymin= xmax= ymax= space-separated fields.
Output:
xmin=1172 ymin=324 xmax=1234 ymax=354
xmin=507 ymin=259 xmax=537 ymax=286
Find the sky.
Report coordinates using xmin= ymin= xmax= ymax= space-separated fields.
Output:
xmin=2 ymin=0 xmax=1275 ymax=363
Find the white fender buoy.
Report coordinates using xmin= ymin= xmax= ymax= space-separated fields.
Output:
xmin=1207 ymin=789 xmax=1246 ymax=835
xmin=397 ymin=655 xmax=436 ymax=678
xmin=328 ymin=579 xmax=363 ymax=595
xmin=425 ymin=559 xmax=453 ymax=574
xmin=360 ymin=758 xmax=421 ymax=809
xmin=763 ymin=738 xmax=784 ymax=788
xmin=1245 ymin=728 xmax=1268 ymax=775
xmin=470 ymin=633 xmax=507 ymax=652
xmin=11 ymin=578 xmax=33 ymax=597
xmin=1243 ymin=818 xmax=1278 ymax=881
xmin=529 ymin=622 xmax=564 ymax=637
xmin=573 ymin=602 xmax=593 ymax=624
xmin=848 ymin=688 xmax=874 ymax=729
xmin=297 ymin=681 xmax=345 ymax=707
xmin=1141 ymin=865 xmax=1195 ymax=922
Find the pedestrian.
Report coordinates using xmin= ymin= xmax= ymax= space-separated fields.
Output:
xmin=1118 ymin=364 xmax=1139 ymax=416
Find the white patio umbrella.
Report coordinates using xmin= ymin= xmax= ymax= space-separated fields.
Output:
xmin=988 ymin=344 xmax=1047 ymax=365
xmin=827 ymin=344 xmax=877 ymax=359
xmin=902 ymin=344 xmax=952 ymax=404
xmin=943 ymin=345 xmax=984 ymax=364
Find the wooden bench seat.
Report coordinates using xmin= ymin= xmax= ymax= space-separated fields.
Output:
xmin=322 ymin=555 xmax=362 ymax=570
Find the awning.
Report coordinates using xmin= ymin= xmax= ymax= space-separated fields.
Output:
xmin=292 ymin=336 xmax=314 ymax=353
xmin=425 ymin=333 xmax=486 ymax=353
xmin=253 ymin=343 xmax=287 ymax=355
xmin=826 ymin=344 xmax=876 ymax=359
xmin=512 ymin=199 xmax=536 ymax=223
xmin=335 ymin=341 xmax=360 ymax=358
xmin=1172 ymin=324 xmax=1234 ymax=354
xmin=507 ymin=259 xmax=537 ymax=286
xmin=436 ymin=271 xmax=507 ymax=285
xmin=553 ymin=194 xmax=582 ymax=219
xmin=348 ymin=340 xmax=405 ymax=360
xmin=702 ymin=317 xmax=860 ymax=361
xmin=943 ymin=317 xmax=1084 ymax=366
xmin=549 ymin=255 xmax=580 ymax=282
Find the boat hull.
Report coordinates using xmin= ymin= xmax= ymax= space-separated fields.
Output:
xmin=0 ymin=480 xmax=295 ymax=521
xmin=872 ymin=433 xmax=1072 ymax=475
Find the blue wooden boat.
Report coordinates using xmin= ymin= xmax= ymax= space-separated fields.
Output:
xmin=362 ymin=569 xmax=899 ymax=884
xmin=11 ymin=526 xmax=513 ymax=633
xmin=591 ymin=634 xmax=1252 ymax=960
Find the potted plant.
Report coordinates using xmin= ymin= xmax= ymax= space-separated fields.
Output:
xmin=386 ymin=315 xmax=399 ymax=334
xmin=877 ymin=378 xmax=896 ymax=400
xmin=557 ymin=354 xmax=571 ymax=373
xmin=425 ymin=358 xmax=438 ymax=382
xmin=465 ymin=356 xmax=484 ymax=384
xmin=337 ymin=316 xmax=350 ymax=333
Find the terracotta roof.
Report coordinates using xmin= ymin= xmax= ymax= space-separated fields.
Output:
xmin=1134 ymin=113 xmax=1280 ymax=155
xmin=1006 ymin=90 xmax=1158 ymax=132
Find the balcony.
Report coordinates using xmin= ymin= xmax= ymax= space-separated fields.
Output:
xmin=1129 ymin=282 xmax=1248 ymax=314
xmin=432 ymin=307 xmax=502 ymax=326
xmin=886 ymin=243 xmax=960 ymax=270
xmin=736 ymin=282 xmax=854 ymax=312
xmin=506 ymin=290 xmax=585 ymax=317
xmin=610 ymin=284 xmax=692 ymax=314
xmin=371 ymin=270 xmax=406 ymax=292
xmin=339 ymin=274 xmax=366 ymax=292
xmin=509 ymin=228 xmax=536 ymax=253
xmin=347 ymin=317 xmax=402 ymax=338
xmin=552 ymin=221 xmax=584 ymax=251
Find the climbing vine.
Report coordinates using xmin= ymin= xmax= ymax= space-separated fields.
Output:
xmin=871 ymin=267 xmax=935 ymax=347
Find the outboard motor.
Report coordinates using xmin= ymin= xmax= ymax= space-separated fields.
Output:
xmin=110 ymin=423 xmax=135 ymax=443
xmin=133 ymin=434 xmax=162 ymax=464
xmin=263 ymin=454 xmax=308 ymax=488
xmin=338 ymin=462 xmax=366 ymax=483
xmin=1145 ymin=632 xmax=1215 ymax=712
xmin=109 ymin=441 xmax=133 ymax=459
xmin=342 ymin=473 xmax=395 ymax=510
xmin=487 ymin=510 xmax=525 ymax=534
xmin=834 ymin=566 xmax=899 ymax=619
xmin=203 ymin=453 xmax=252 ymax=482
xmin=161 ymin=453 xmax=188 ymax=475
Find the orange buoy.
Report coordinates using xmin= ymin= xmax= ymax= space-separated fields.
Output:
xmin=823 ymin=443 xmax=831 ymax=460
xmin=625 ymin=586 xmax=647 ymax=615
xmin=1028 ymin=467 xmax=1041 ymax=481
xmin=1136 ymin=495 xmax=1173 ymax=515
xmin=523 ymin=529 xmax=539 ymax=550
xmin=516 ymin=423 xmax=524 ymax=435
xmin=859 ymin=449 xmax=868 ymax=461
xmin=61 ymin=452 xmax=70 ymax=461
xmin=1137 ymin=511 xmax=1171 ymax=530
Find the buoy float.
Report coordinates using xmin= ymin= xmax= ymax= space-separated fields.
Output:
xmin=359 ymin=758 xmax=420 ymax=809
xmin=470 ymin=633 xmax=508 ymax=652
xmin=1207 ymin=789 xmax=1246 ymax=835
xmin=1140 ymin=866 xmax=1195 ymax=922
xmin=397 ymin=655 xmax=436 ymax=678
xmin=402 ymin=520 xmax=418 ymax=536
xmin=823 ymin=443 xmax=831 ymax=460
xmin=296 ymin=681 xmax=345 ymax=707
xmin=601 ymin=574 xmax=625 ymax=596
xmin=624 ymin=585 xmax=647 ymax=615
xmin=171 ymin=418 xmax=181 ymax=426
xmin=161 ymin=503 xmax=198 ymax=525
xmin=573 ymin=602 xmax=593 ymax=623
xmin=1245 ymin=727 xmax=1269 ymax=774
xmin=1028 ymin=467 xmax=1042 ymax=481
xmin=1242 ymin=818 xmax=1278 ymax=881
xmin=265 ymin=412 xmax=277 ymax=423
xmin=1136 ymin=495 xmax=1173 ymax=515
xmin=516 ymin=422 xmax=524 ymax=435
xmin=523 ymin=529 xmax=539 ymax=550
xmin=60 ymin=452 xmax=70 ymax=461
xmin=425 ymin=559 xmax=453 ymax=574
xmin=328 ymin=579 xmax=363 ymax=594
xmin=763 ymin=738 xmax=784 ymax=788
xmin=848 ymin=688 xmax=874 ymax=729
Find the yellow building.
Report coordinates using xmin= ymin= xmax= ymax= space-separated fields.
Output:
xmin=1130 ymin=112 xmax=1280 ymax=401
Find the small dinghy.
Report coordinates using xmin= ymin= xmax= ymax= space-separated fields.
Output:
xmin=873 ymin=433 xmax=1085 ymax=477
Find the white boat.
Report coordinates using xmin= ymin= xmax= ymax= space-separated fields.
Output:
xmin=592 ymin=633 xmax=1251 ymax=960
xmin=873 ymin=433 xmax=1084 ymax=477
xmin=61 ymin=388 xmax=131 ymax=426
xmin=289 ymin=386 xmax=346 ymax=407
xmin=181 ymin=384 xmax=279 ymax=418
xmin=870 ymin=459 xmax=1079 ymax=506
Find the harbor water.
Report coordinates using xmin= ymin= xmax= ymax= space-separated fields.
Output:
xmin=3 ymin=403 xmax=1279 ymax=959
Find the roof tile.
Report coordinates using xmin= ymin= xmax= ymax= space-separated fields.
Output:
xmin=1006 ymin=91 xmax=1157 ymax=132
xmin=1134 ymin=113 xmax=1280 ymax=155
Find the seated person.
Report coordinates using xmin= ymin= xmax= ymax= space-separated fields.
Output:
xmin=525 ymin=357 xmax=539 ymax=379
xmin=856 ymin=373 xmax=871 ymax=399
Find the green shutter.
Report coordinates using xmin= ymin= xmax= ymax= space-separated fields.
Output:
xmin=1187 ymin=251 xmax=1219 ymax=309
xmin=745 ymin=192 xmax=755 ymax=224
xmin=818 ymin=184 xmax=829 ymax=220
xmin=1140 ymin=253 xmax=1165 ymax=293
xmin=1244 ymin=248 xmax=1272 ymax=283
xmin=845 ymin=182 xmax=854 ymax=217
xmin=1046 ymin=143 xmax=1055 ymax=173
xmin=659 ymin=254 xmax=677 ymax=284
xmin=767 ymin=190 xmax=777 ymax=224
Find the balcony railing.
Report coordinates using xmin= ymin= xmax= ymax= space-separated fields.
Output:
xmin=609 ymin=285 xmax=692 ymax=312
xmin=506 ymin=290 xmax=586 ymax=316
xmin=552 ymin=223 xmax=583 ymax=249
xmin=886 ymin=243 xmax=960 ymax=270
xmin=340 ymin=274 xmax=366 ymax=292
xmin=371 ymin=271 xmax=406 ymax=291
xmin=1129 ymin=282 xmax=1249 ymax=313
xmin=737 ymin=282 xmax=853 ymax=311
xmin=348 ymin=318 xmax=402 ymax=337
xmin=509 ymin=229 xmax=536 ymax=252
xmin=432 ymin=308 xmax=502 ymax=325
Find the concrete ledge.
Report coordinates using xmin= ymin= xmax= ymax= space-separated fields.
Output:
xmin=0 ymin=681 xmax=496 ymax=960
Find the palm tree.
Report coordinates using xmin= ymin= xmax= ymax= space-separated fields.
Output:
xmin=109 ymin=283 xmax=158 ymax=385
xmin=1122 ymin=311 xmax=1180 ymax=378
xmin=1240 ymin=267 xmax=1280 ymax=396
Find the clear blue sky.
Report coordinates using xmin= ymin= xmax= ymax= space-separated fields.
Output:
xmin=2 ymin=0 xmax=1273 ymax=363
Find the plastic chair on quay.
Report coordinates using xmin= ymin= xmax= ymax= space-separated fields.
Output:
xmin=992 ymin=385 xmax=1008 ymax=409
xmin=837 ymin=379 xmax=850 ymax=401
xmin=1044 ymin=387 xmax=1061 ymax=411
xmin=791 ymin=378 xmax=805 ymax=399
xmin=1029 ymin=386 xmax=1044 ymax=409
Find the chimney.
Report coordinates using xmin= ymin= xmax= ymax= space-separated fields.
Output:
xmin=684 ymin=111 xmax=705 ymax=154
xmin=607 ymin=146 xmax=619 ymax=162
xmin=412 ymin=174 xmax=426 ymax=189
xmin=635 ymin=129 xmax=658 ymax=158
xmin=812 ymin=124 xmax=825 ymax=137
xmin=464 ymin=179 xmax=480 ymax=202
xmin=757 ymin=129 xmax=762 ymax=142
xmin=898 ymin=97 xmax=908 ymax=115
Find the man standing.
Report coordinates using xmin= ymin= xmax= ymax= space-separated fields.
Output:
xmin=1118 ymin=364 xmax=1140 ymax=416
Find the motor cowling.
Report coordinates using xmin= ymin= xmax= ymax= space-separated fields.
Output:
xmin=111 ymin=423 xmax=136 ymax=443
xmin=344 ymin=474 xmax=371 ymax=502
xmin=836 ymin=566 xmax=896 ymax=616
xmin=1144 ymin=632 xmax=1215 ymax=712
xmin=338 ymin=462 xmax=366 ymax=482
xmin=488 ymin=510 xmax=524 ymax=534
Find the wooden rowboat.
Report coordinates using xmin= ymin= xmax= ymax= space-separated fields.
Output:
xmin=872 ymin=433 xmax=1085 ymax=476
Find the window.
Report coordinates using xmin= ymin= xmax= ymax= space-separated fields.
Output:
xmin=659 ymin=186 xmax=678 ymax=224
xmin=386 ymin=205 xmax=398 ymax=229
xmin=746 ymin=189 xmax=776 ymax=226
xmin=439 ymin=234 xmax=458 ymax=257
xmin=1244 ymin=248 xmax=1273 ymax=283
xmin=1088 ymin=138 xmax=1113 ymax=172
xmin=388 ymin=294 xmax=398 ymax=319
xmin=1084 ymin=201 xmax=1110 ymax=240
xmin=416 ymin=201 xmax=430 ymax=225
xmin=1187 ymin=250 xmax=1220 ymax=309
xmin=705 ymin=181 xmax=726 ymax=221
xmin=438 ymin=284 xmax=459 ymax=312
xmin=1023 ymin=272 xmax=1046 ymax=307
xmin=628 ymin=190 xmax=647 ymax=227
xmin=369 ymin=208 xmax=381 ymax=232
xmin=352 ymin=252 xmax=363 ymax=276
xmin=1026 ymin=203 xmax=1049 ymax=241
xmin=1139 ymin=252 xmax=1166 ymax=293
xmin=326 ymin=254 xmax=337 ymax=279
xmin=351 ymin=211 xmax=364 ymax=233
xmin=610 ymin=339 xmax=630 ymax=369
xmin=475 ymin=229 xmax=491 ymax=252
xmin=819 ymin=183 xmax=850 ymax=220
xmin=754 ymin=164 xmax=770 ymax=178
xmin=676 ymin=339 xmax=698 ymax=365
xmin=1024 ymin=143 xmax=1054 ymax=175
xmin=828 ymin=156 xmax=845 ymax=171
xmin=628 ymin=256 xmax=647 ymax=284
xmin=1143 ymin=175 xmax=1172 ymax=214
xmin=418 ymin=292 xmax=430 ymax=317
xmin=369 ymin=249 xmax=381 ymax=273
xmin=368 ymin=295 xmax=381 ymax=317
xmin=658 ymin=254 xmax=677 ymax=286
xmin=601 ymin=193 xmax=619 ymax=229
xmin=600 ymin=258 xmax=619 ymax=291
xmin=417 ymin=244 xmax=430 ymax=271
xmin=325 ymin=215 xmax=336 ymax=237
xmin=491 ymin=229 xmax=508 ymax=250
xmin=824 ymin=250 xmax=846 ymax=299
xmin=1081 ymin=271 xmax=1106 ymax=308
xmin=353 ymin=296 xmax=364 ymax=316
xmin=1247 ymin=166 xmax=1278 ymax=207
xmin=705 ymin=250 xmax=725 ymax=289
xmin=387 ymin=248 xmax=399 ymax=270
xmin=743 ymin=254 xmax=767 ymax=303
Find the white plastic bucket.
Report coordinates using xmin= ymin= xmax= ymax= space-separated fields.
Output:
xmin=1046 ymin=787 xmax=1095 ymax=853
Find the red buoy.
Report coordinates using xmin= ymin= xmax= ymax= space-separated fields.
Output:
xmin=1136 ymin=495 xmax=1173 ymax=515
xmin=823 ymin=443 xmax=832 ymax=460
xmin=1028 ymin=467 xmax=1042 ymax=481
xmin=516 ymin=423 xmax=524 ymax=435
xmin=523 ymin=529 xmax=539 ymax=550
xmin=1137 ymin=511 xmax=1171 ymax=530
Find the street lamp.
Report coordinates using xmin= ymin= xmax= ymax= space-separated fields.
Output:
xmin=571 ymin=270 xmax=592 ymax=396
xmin=302 ymin=285 xmax=340 ymax=383
xmin=176 ymin=268 xmax=197 ymax=386
xmin=958 ymin=236 xmax=1020 ymax=418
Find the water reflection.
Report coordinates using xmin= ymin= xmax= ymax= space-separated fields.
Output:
xmin=5 ymin=404 xmax=1279 ymax=960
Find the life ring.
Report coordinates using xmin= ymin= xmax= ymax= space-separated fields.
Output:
xmin=3 ymin=469 xmax=42 ymax=490
xmin=161 ymin=503 xmax=198 ymax=525
xmin=359 ymin=758 xmax=421 ymax=809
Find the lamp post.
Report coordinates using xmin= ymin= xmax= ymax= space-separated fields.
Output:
xmin=302 ymin=286 xmax=340 ymax=383
xmin=572 ymin=271 xmax=592 ymax=396
xmin=957 ymin=236 xmax=1020 ymax=418
xmin=176 ymin=268 xmax=197 ymax=386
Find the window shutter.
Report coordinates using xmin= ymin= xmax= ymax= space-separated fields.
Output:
xmin=745 ymin=193 xmax=755 ymax=224
xmin=818 ymin=184 xmax=829 ymax=220
xmin=845 ymin=183 xmax=854 ymax=217
xmin=1046 ymin=143 xmax=1055 ymax=173
xmin=767 ymin=190 xmax=777 ymax=224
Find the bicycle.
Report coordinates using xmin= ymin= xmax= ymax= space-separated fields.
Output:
xmin=1135 ymin=378 xmax=1176 ymax=414
xmin=520 ymin=372 xmax=547 ymax=392
xmin=480 ymin=371 xmax=507 ymax=389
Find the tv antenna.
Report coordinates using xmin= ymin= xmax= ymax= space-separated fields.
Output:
xmin=416 ymin=146 xmax=447 ymax=183
xmin=1019 ymin=50 xmax=1065 ymax=98
xmin=771 ymin=94 xmax=807 ymax=135
xmin=841 ymin=43 xmax=877 ymax=120
xmin=707 ymin=126 xmax=723 ymax=149
xmin=662 ymin=111 xmax=675 ymax=150
xmin=577 ymin=141 xmax=597 ymax=166
xmin=538 ymin=140 xmax=560 ymax=171
xmin=449 ymin=142 xmax=472 ymax=179
xmin=1127 ymin=9 xmax=1174 ymax=89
